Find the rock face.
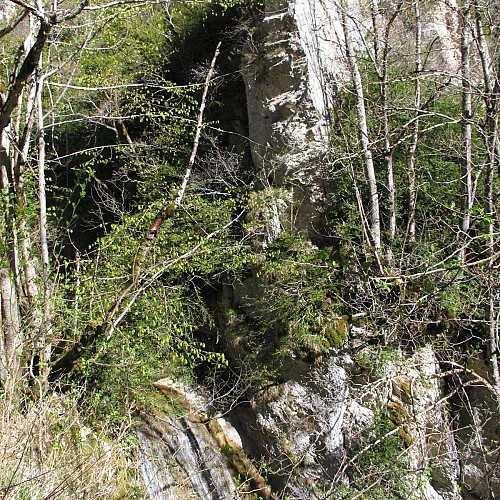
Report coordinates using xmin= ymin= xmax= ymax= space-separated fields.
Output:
xmin=453 ymin=359 xmax=500 ymax=499
xmin=239 ymin=347 xmax=463 ymax=499
xmin=242 ymin=0 xmax=461 ymax=238
xmin=141 ymin=348 xmax=498 ymax=499
xmin=137 ymin=380 xmax=241 ymax=500
xmin=242 ymin=0 xmax=336 ymax=235
xmin=137 ymin=414 xmax=241 ymax=500
xmin=252 ymin=356 xmax=348 ymax=498
xmin=385 ymin=347 xmax=461 ymax=499
xmin=138 ymin=1 xmax=499 ymax=498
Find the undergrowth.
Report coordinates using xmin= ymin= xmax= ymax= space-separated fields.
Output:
xmin=0 ymin=386 xmax=142 ymax=499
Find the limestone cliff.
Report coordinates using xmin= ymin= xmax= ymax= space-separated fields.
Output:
xmin=233 ymin=2 xmax=498 ymax=499
xmin=138 ymin=1 xmax=499 ymax=499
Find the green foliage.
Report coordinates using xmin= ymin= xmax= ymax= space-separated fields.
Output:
xmin=322 ymin=169 xmax=363 ymax=243
xmin=246 ymin=230 xmax=345 ymax=362
xmin=71 ymin=6 xmax=166 ymax=87
xmin=74 ymin=165 xmax=249 ymax=417
xmin=342 ymin=407 xmax=410 ymax=499
xmin=354 ymin=346 xmax=404 ymax=379
xmin=327 ymin=61 xmax=469 ymax=253
xmin=41 ymin=0 xmax=260 ymax=422
xmin=210 ymin=0 xmax=259 ymax=10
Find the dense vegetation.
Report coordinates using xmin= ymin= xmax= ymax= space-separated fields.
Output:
xmin=0 ymin=0 xmax=498 ymax=497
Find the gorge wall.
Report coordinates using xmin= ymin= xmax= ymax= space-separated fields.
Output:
xmin=138 ymin=1 xmax=499 ymax=499
xmin=1 ymin=0 xmax=498 ymax=497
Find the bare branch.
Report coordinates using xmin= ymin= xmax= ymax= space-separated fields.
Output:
xmin=0 ymin=9 xmax=28 ymax=39
xmin=6 ymin=0 xmax=43 ymax=19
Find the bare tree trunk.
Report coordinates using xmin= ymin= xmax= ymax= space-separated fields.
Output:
xmin=10 ymin=20 xmax=48 ymax=384
xmin=0 ymin=319 xmax=6 ymax=384
xmin=370 ymin=0 xmax=394 ymax=261
xmin=341 ymin=4 xmax=381 ymax=251
xmin=384 ymin=101 xmax=396 ymax=261
xmin=375 ymin=0 xmax=401 ymax=264
xmin=483 ymin=99 xmax=499 ymax=409
xmin=0 ymin=128 xmax=22 ymax=390
xmin=36 ymin=70 xmax=53 ymax=386
xmin=0 ymin=0 xmax=87 ymax=135
xmin=16 ymin=22 xmax=43 ymax=317
xmin=406 ymin=0 xmax=422 ymax=250
xmin=486 ymin=274 xmax=500 ymax=411
xmin=0 ymin=19 xmax=40 ymax=389
xmin=0 ymin=268 xmax=21 ymax=391
xmin=459 ymin=0 xmax=473 ymax=264
xmin=0 ymin=127 xmax=10 ymax=385
xmin=0 ymin=20 xmax=51 ymax=135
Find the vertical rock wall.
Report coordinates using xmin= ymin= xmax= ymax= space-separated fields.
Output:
xmin=241 ymin=0 xmax=339 ymax=235
xmin=235 ymin=1 xmax=492 ymax=499
xmin=242 ymin=0 xmax=460 ymax=238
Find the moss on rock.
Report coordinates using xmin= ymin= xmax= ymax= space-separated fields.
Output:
xmin=322 ymin=316 xmax=349 ymax=349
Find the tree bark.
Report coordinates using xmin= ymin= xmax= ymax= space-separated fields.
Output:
xmin=459 ymin=0 xmax=473 ymax=264
xmin=341 ymin=4 xmax=381 ymax=250
xmin=0 ymin=19 xmax=51 ymax=134
xmin=0 ymin=128 xmax=22 ymax=390
xmin=376 ymin=0 xmax=402 ymax=263
xmin=406 ymin=0 xmax=422 ymax=250
xmin=36 ymin=69 xmax=53 ymax=385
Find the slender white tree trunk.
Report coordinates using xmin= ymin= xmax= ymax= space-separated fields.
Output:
xmin=341 ymin=5 xmax=381 ymax=250
xmin=371 ymin=0 xmax=395 ymax=261
xmin=12 ymin=19 xmax=47 ymax=381
xmin=406 ymin=0 xmax=422 ymax=249
xmin=36 ymin=70 xmax=53 ymax=384
xmin=16 ymin=21 xmax=42 ymax=313
xmin=459 ymin=1 xmax=473 ymax=264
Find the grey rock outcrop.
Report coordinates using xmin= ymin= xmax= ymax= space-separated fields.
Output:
xmin=395 ymin=347 xmax=461 ymax=499
xmin=138 ymin=414 xmax=241 ymax=500
xmin=453 ymin=359 xmax=500 ymax=499
xmin=251 ymin=356 xmax=348 ymax=498
xmin=242 ymin=0 xmax=336 ymax=236
xmin=242 ymin=0 xmax=462 ymax=239
xmin=137 ymin=380 xmax=241 ymax=500
xmin=342 ymin=345 xmax=461 ymax=500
